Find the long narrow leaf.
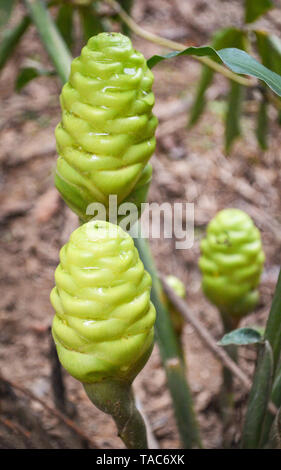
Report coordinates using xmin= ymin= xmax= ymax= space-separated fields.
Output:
xmin=268 ymin=408 xmax=281 ymax=448
xmin=133 ymin=235 xmax=201 ymax=449
xmin=147 ymin=47 xmax=281 ymax=97
xmin=245 ymin=0 xmax=273 ymax=24
xmin=0 ymin=0 xmax=16 ymax=29
xmin=241 ymin=341 xmax=274 ymax=448
xmin=264 ymin=268 xmax=281 ymax=368
xmin=24 ymin=0 xmax=72 ymax=84
xmin=79 ymin=6 xmax=104 ymax=42
xmin=256 ymin=95 xmax=269 ymax=150
xmin=219 ymin=327 xmax=263 ymax=346
xmin=225 ymin=81 xmax=244 ymax=153
xmin=115 ymin=0 xmax=133 ymax=36
xmin=189 ymin=28 xmax=247 ymax=127
xmin=262 ymin=362 xmax=281 ymax=446
xmin=56 ymin=3 xmax=74 ymax=50
xmin=16 ymin=66 xmax=55 ymax=92
xmin=0 ymin=15 xmax=30 ymax=71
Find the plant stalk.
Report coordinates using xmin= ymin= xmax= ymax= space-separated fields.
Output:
xmin=24 ymin=0 xmax=72 ymax=84
xmin=30 ymin=9 xmax=201 ymax=447
xmin=0 ymin=15 xmax=30 ymax=71
xmin=220 ymin=314 xmax=238 ymax=446
xmin=105 ymin=0 xmax=252 ymax=87
xmin=242 ymin=267 xmax=281 ymax=447
xmin=84 ymin=380 xmax=148 ymax=449
xmin=133 ymin=234 xmax=201 ymax=448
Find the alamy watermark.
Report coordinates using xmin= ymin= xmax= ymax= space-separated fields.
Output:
xmin=85 ymin=195 xmax=194 ymax=250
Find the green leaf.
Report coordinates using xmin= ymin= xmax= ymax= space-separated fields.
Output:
xmin=255 ymin=31 xmax=281 ymax=74
xmin=0 ymin=15 xmax=30 ymax=71
xmin=56 ymin=3 xmax=74 ymax=50
xmin=0 ymin=0 xmax=16 ymax=29
xmin=189 ymin=27 xmax=247 ymax=127
xmin=262 ymin=362 xmax=281 ymax=446
xmin=264 ymin=268 xmax=281 ymax=369
xmin=24 ymin=0 xmax=72 ymax=84
xmin=219 ymin=327 xmax=263 ymax=346
xmin=79 ymin=6 xmax=104 ymax=42
xmin=245 ymin=0 xmax=274 ymax=24
xmin=15 ymin=66 xmax=55 ymax=92
xmin=268 ymin=408 xmax=281 ymax=448
xmin=188 ymin=66 xmax=213 ymax=127
xmin=225 ymin=81 xmax=244 ymax=153
xmin=241 ymin=341 xmax=274 ymax=448
xmin=256 ymin=94 xmax=269 ymax=150
xmin=147 ymin=47 xmax=281 ymax=97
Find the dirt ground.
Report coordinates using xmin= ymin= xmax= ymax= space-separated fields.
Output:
xmin=1 ymin=0 xmax=281 ymax=449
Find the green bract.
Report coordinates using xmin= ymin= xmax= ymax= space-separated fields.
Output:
xmin=50 ymin=220 xmax=156 ymax=384
xmin=55 ymin=32 xmax=158 ymax=221
xmin=199 ymin=208 xmax=265 ymax=318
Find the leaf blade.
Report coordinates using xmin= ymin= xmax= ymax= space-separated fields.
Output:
xmin=189 ymin=27 xmax=247 ymax=127
xmin=245 ymin=0 xmax=274 ymax=24
xmin=225 ymin=81 xmax=244 ymax=153
xmin=241 ymin=340 xmax=274 ymax=448
xmin=24 ymin=0 xmax=72 ymax=84
xmin=219 ymin=327 xmax=263 ymax=347
xmin=0 ymin=15 xmax=30 ymax=71
xmin=147 ymin=46 xmax=281 ymax=97
xmin=56 ymin=3 xmax=74 ymax=50
xmin=0 ymin=0 xmax=16 ymax=29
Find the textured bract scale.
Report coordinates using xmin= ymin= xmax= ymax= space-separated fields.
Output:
xmin=55 ymin=32 xmax=158 ymax=221
xmin=50 ymin=220 xmax=156 ymax=383
xmin=199 ymin=209 xmax=265 ymax=318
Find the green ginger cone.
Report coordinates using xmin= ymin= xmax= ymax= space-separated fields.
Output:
xmin=199 ymin=208 xmax=265 ymax=320
xmin=50 ymin=220 xmax=156 ymax=448
xmin=51 ymin=219 xmax=155 ymax=383
xmin=55 ymin=32 xmax=158 ymax=222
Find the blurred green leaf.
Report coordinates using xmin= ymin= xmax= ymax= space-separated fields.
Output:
xmin=262 ymin=362 xmax=281 ymax=446
xmin=219 ymin=327 xmax=263 ymax=346
xmin=245 ymin=0 xmax=273 ymax=24
xmin=56 ymin=3 xmax=74 ymax=50
xmin=268 ymin=408 xmax=281 ymax=448
xmin=115 ymin=0 xmax=133 ymax=36
xmin=0 ymin=15 xmax=30 ymax=71
xmin=188 ymin=66 xmax=213 ymax=127
xmin=225 ymin=81 xmax=244 ymax=153
xmin=256 ymin=94 xmax=269 ymax=150
xmin=24 ymin=0 xmax=72 ymax=84
xmin=15 ymin=65 xmax=55 ymax=92
xmin=264 ymin=268 xmax=281 ymax=369
xmin=189 ymin=28 xmax=247 ymax=127
xmin=255 ymin=31 xmax=281 ymax=73
xmin=148 ymin=47 xmax=281 ymax=97
xmin=79 ymin=5 xmax=104 ymax=42
xmin=0 ymin=0 xmax=16 ymax=29
xmin=242 ymin=340 xmax=274 ymax=448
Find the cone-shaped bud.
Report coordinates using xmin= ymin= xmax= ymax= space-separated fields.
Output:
xmin=50 ymin=220 xmax=156 ymax=383
xmin=55 ymin=32 xmax=157 ymax=221
xmin=199 ymin=209 xmax=265 ymax=318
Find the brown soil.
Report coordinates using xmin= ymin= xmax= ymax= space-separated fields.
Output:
xmin=0 ymin=0 xmax=281 ymax=449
